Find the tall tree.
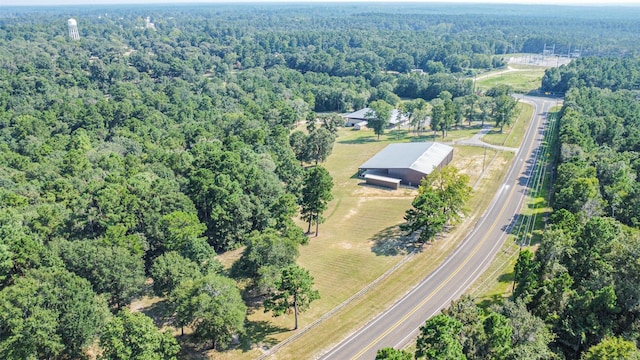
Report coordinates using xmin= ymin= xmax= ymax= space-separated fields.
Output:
xmin=581 ymin=337 xmax=640 ymax=360
xmin=431 ymin=91 xmax=456 ymax=138
xmin=429 ymin=166 xmax=472 ymax=225
xmin=430 ymin=99 xmax=446 ymax=137
xmin=495 ymin=299 xmax=556 ymax=360
xmin=306 ymin=127 xmax=335 ymax=165
xmin=57 ymin=240 xmax=146 ymax=309
xmin=99 ymin=309 xmax=180 ymax=360
xmin=453 ymin=96 xmax=466 ymax=129
xmin=171 ymin=274 xmax=246 ymax=349
xmin=401 ymin=166 xmax=471 ymax=244
xmin=0 ymin=244 xmax=11 ymax=285
xmin=366 ymin=100 xmax=393 ymax=140
xmin=264 ymin=264 xmax=320 ymax=330
xmin=443 ymin=295 xmax=485 ymax=357
xmin=493 ymin=95 xmax=519 ymax=133
xmin=415 ymin=314 xmax=465 ymax=360
xmin=290 ymin=130 xmax=308 ymax=165
xmin=150 ymin=251 xmax=203 ymax=297
xmin=485 ymin=84 xmax=513 ymax=98
xmin=482 ymin=312 xmax=513 ymax=360
xmin=401 ymin=187 xmax=447 ymax=244
xmin=463 ymin=94 xmax=479 ymax=126
xmin=230 ymin=229 xmax=299 ymax=293
xmin=402 ymin=98 xmax=428 ymax=134
xmin=158 ymin=211 xmax=218 ymax=268
xmin=300 ymin=166 xmax=334 ymax=236
xmin=0 ymin=267 xmax=108 ymax=360
xmin=477 ymin=96 xmax=494 ymax=127
xmin=319 ymin=113 xmax=343 ymax=135
xmin=0 ymin=209 xmax=54 ymax=287
xmin=513 ymin=249 xmax=539 ymax=302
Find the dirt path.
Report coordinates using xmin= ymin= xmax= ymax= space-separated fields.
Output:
xmin=474 ymin=66 xmax=522 ymax=81
xmin=455 ymin=126 xmax=519 ymax=152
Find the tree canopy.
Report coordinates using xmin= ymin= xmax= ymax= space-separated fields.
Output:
xmin=402 ymin=166 xmax=472 ymax=244
xmin=264 ymin=264 xmax=320 ymax=330
xmin=99 ymin=309 xmax=180 ymax=360
xmin=301 ymin=166 xmax=334 ymax=236
xmin=366 ymin=100 xmax=394 ymax=140
xmin=0 ymin=267 xmax=108 ymax=359
xmin=171 ymin=274 xmax=247 ymax=349
xmin=512 ymin=56 xmax=640 ymax=359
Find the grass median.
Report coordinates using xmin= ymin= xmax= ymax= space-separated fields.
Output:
xmin=482 ymin=102 xmax=533 ymax=148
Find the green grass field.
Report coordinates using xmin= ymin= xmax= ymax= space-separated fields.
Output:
xmin=274 ymin=143 xmax=516 ymax=359
xmin=475 ymin=68 xmax=546 ymax=94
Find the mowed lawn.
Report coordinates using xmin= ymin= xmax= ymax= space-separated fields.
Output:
xmin=274 ymin=142 xmax=516 ymax=360
xmin=297 ymin=129 xmax=418 ymax=316
xmin=286 ymin=130 xmax=417 ymax=317
xmin=475 ymin=68 xmax=546 ymax=94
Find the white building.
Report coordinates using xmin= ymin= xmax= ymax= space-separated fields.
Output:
xmin=359 ymin=142 xmax=454 ymax=188
xmin=68 ymin=18 xmax=80 ymax=40
xmin=145 ymin=17 xmax=156 ymax=30
xmin=343 ymin=107 xmax=408 ymax=128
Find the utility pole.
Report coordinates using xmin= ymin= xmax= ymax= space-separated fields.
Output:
xmin=473 ymin=73 xmax=477 ymax=94
xmin=482 ymin=145 xmax=487 ymax=173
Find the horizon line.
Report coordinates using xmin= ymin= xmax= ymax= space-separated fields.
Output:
xmin=3 ymin=1 xmax=640 ymax=8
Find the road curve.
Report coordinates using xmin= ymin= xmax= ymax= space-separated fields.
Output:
xmin=319 ymin=95 xmax=558 ymax=360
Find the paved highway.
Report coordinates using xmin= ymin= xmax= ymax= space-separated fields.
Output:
xmin=319 ymin=95 xmax=558 ymax=360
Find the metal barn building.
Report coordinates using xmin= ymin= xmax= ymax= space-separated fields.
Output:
xmin=343 ymin=108 xmax=408 ymax=128
xmin=359 ymin=142 xmax=454 ymax=188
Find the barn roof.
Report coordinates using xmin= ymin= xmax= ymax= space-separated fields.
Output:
xmin=343 ymin=108 xmax=407 ymax=124
xmin=359 ymin=142 xmax=453 ymax=175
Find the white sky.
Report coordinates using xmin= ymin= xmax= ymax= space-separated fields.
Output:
xmin=3 ymin=0 xmax=640 ymax=6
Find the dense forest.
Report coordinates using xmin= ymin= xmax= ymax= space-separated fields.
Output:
xmin=509 ymin=57 xmax=640 ymax=359
xmin=2 ymin=2 xmax=640 ymax=358
xmin=542 ymin=57 xmax=640 ymax=94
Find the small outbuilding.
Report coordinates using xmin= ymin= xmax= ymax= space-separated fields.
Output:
xmin=353 ymin=120 xmax=368 ymax=130
xmin=359 ymin=142 xmax=454 ymax=188
xmin=363 ymin=173 xmax=402 ymax=190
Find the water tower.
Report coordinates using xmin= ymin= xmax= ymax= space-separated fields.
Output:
xmin=68 ymin=18 xmax=80 ymax=40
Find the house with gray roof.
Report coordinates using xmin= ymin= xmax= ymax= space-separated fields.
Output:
xmin=343 ymin=107 xmax=408 ymax=128
xmin=359 ymin=142 xmax=454 ymax=188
